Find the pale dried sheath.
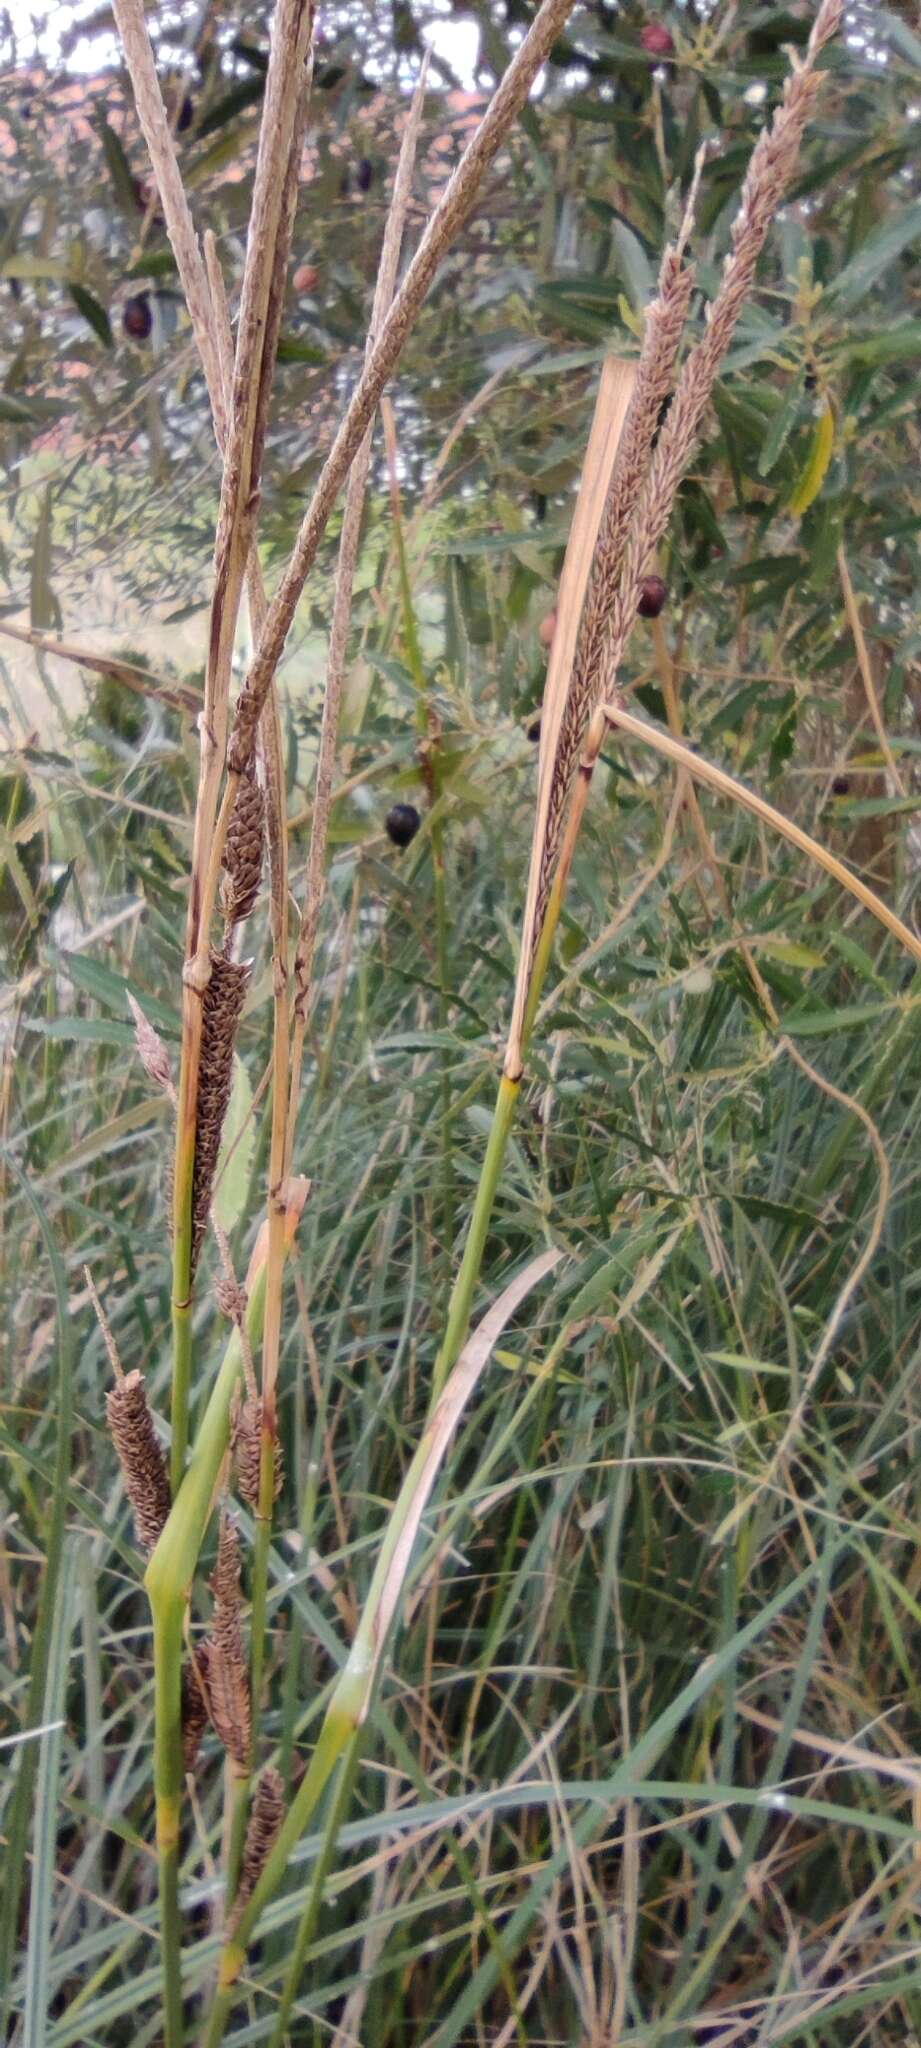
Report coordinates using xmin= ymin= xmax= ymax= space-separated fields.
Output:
xmin=527 ymin=239 xmax=696 ymax=962
xmin=505 ymin=358 xmax=637 ymax=1076
xmin=106 ymin=1369 xmax=172 ymax=1553
xmin=127 ymin=993 xmax=175 ymax=1098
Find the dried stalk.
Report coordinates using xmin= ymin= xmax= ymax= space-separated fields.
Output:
xmin=110 ymin=0 xmax=226 ymax=443
xmin=226 ymin=0 xmax=578 ymax=776
xmin=287 ymin=55 xmax=429 ymax=1135
xmin=0 ymin=618 xmax=199 ymax=717
xmin=601 ymin=702 xmax=921 ymax=972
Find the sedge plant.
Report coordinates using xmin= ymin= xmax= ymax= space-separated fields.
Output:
xmin=94 ymin=0 xmax=921 ymax=2040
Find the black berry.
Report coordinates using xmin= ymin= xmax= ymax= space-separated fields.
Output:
xmin=831 ymin=774 xmax=851 ymax=796
xmin=123 ymin=293 xmax=153 ymax=341
xmin=357 ymin=157 xmax=374 ymax=192
xmin=637 ymin=573 xmax=668 ymax=619
xmin=385 ymin=803 xmax=421 ymax=848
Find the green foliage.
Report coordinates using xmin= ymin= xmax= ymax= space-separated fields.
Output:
xmin=3 ymin=3 xmax=921 ymax=2043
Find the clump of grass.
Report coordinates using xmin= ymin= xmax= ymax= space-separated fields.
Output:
xmin=15 ymin=3 xmax=921 ymax=2044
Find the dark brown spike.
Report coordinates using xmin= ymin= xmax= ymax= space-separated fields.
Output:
xmin=106 ymin=1368 xmax=171 ymax=1553
xmin=220 ymin=765 xmax=265 ymax=928
xmin=181 ymin=1644 xmax=212 ymax=1773
xmin=229 ymin=1766 xmax=285 ymax=1934
xmin=234 ymin=1396 xmax=284 ymax=1510
xmin=206 ymin=1513 xmax=251 ymax=1767
xmin=190 ymin=951 xmax=249 ymax=1276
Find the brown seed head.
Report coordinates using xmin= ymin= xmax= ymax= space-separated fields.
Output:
xmin=220 ymin=767 xmax=265 ymax=929
xmin=216 ymin=1270 xmax=248 ymax=1323
xmin=106 ymin=1368 xmax=171 ymax=1553
xmin=190 ymin=952 xmax=249 ymax=1276
xmin=229 ymin=1767 xmax=286 ymax=1934
xmin=206 ymin=1513 xmax=251 ymax=1767
xmin=181 ymin=1644 xmax=212 ymax=1773
xmin=234 ymin=1396 xmax=284 ymax=1510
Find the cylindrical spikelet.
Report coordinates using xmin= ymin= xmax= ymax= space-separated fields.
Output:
xmin=234 ymin=1397 xmax=284 ymax=1510
xmin=220 ymin=766 xmax=265 ymax=928
xmin=190 ymin=951 xmax=249 ymax=1276
xmin=229 ymin=1767 xmax=285 ymax=1934
xmin=106 ymin=1369 xmax=171 ymax=1553
xmin=206 ymin=1512 xmax=251 ymax=1768
xmin=216 ymin=1270 xmax=247 ymax=1324
xmin=181 ymin=1644 xmax=212 ymax=1773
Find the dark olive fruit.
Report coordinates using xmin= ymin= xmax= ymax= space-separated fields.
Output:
xmin=637 ymin=573 xmax=668 ymax=619
xmin=831 ymin=774 xmax=851 ymax=796
xmin=357 ymin=156 xmax=374 ymax=193
xmin=385 ymin=802 xmax=421 ymax=848
xmin=527 ymin=717 xmax=542 ymax=742
xmin=123 ymin=293 xmax=153 ymax=341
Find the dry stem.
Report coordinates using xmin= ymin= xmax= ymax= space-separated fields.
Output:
xmin=226 ymin=0 xmax=578 ymax=775
xmin=286 ymin=57 xmax=429 ymax=1141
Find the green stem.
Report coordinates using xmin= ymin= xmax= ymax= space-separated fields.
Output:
xmin=170 ymin=1013 xmax=198 ymax=1493
xmin=222 ymin=1766 xmax=250 ymax=1917
xmin=432 ymin=816 xmax=455 ymax=1306
xmin=146 ymin=1266 xmax=268 ymax=1615
xmin=269 ymin=1733 xmax=364 ymax=2046
xmin=170 ymin=1299 xmax=192 ymax=1497
xmin=152 ymin=1602 xmax=185 ymax=2048
xmin=145 ymin=1268 xmax=269 ymax=2034
xmin=429 ymin=1070 xmax=520 ymax=1403
xmin=203 ymin=870 xmax=568 ymax=2043
xmin=202 ymin=1694 xmax=362 ymax=2046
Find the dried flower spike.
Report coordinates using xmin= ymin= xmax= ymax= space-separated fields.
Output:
xmin=206 ymin=1512 xmax=251 ymax=1768
xmin=106 ymin=1368 xmax=171 ymax=1553
xmin=220 ymin=764 xmax=265 ymax=930
xmin=190 ymin=951 xmax=249 ymax=1276
xmin=181 ymin=1644 xmax=212 ymax=1773
xmin=229 ymin=1767 xmax=285 ymax=1934
xmin=234 ymin=1396 xmax=284 ymax=1510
